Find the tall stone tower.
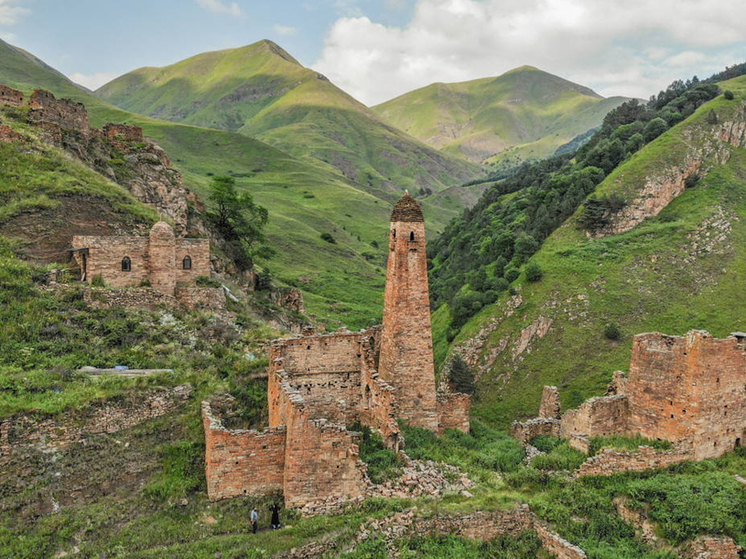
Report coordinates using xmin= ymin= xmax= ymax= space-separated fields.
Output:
xmin=378 ymin=193 xmax=438 ymax=431
xmin=148 ymin=221 xmax=176 ymax=296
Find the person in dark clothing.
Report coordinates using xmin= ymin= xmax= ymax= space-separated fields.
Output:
xmin=270 ymin=504 xmax=281 ymax=530
xmin=250 ymin=507 xmax=258 ymax=534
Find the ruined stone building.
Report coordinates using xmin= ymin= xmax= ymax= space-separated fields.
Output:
xmin=203 ymin=194 xmax=471 ymax=508
xmin=513 ymin=330 xmax=746 ymax=465
xmin=71 ymin=221 xmax=210 ymax=296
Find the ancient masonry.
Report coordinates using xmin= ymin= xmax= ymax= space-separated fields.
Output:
xmin=71 ymin=221 xmax=223 ymax=309
xmin=512 ymin=330 xmax=746 ymax=474
xmin=203 ymin=194 xmax=471 ymax=509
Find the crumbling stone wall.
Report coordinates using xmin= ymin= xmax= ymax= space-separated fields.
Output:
xmin=80 ymin=285 xmax=224 ymax=311
xmin=0 ymin=124 xmax=24 ymax=143
xmin=72 ymin=222 xmax=211 ymax=297
xmin=436 ymin=393 xmax=471 ymax=434
xmin=559 ymin=394 xmax=629 ymax=439
xmin=626 ymin=331 xmax=746 ymax=460
xmin=534 ymin=521 xmax=588 ymax=559
xmin=0 ymin=385 xmax=192 ymax=463
xmin=510 ymin=418 xmax=560 ymax=445
xmin=0 ymin=84 xmax=23 ymax=107
xmin=378 ymin=194 xmax=438 ymax=431
xmin=576 ymin=446 xmax=691 ymax=477
xmin=202 ymin=401 xmax=285 ymax=501
xmin=28 ymin=89 xmax=89 ymax=132
xmin=684 ymin=536 xmax=743 ymax=559
xmin=539 ymin=385 xmax=561 ymax=419
xmin=102 ymin=123 xmax=143 ymax=141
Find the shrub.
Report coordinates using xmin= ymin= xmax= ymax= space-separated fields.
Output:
xmin=351 ymin=423 xmax=403 ymax=484
xmin=531 ymin=442 xmax=586 ymax=471
xmin=320 ymin=232 xmax=336 ymax=244
xmin=530 ymin=434 xmax=562 ymax=453
xmin=525 ymin=262 xmax=543 ymax=282
xmin=139 ymin=279 xmax=152 ymax=287
xmin=724 ymin=90 xmax=735 ymax=100
xmin=578 ymin=194 xmax=627 ymax=233
xmin=91 ymin=274 xmax=105 ymax=287
xmin=195 ymin=275 xmax=221 ymax=288
xmin=604 ymin=323 xmax=622 ymax=341
xmin=448 ymin=354 xmax=475 ymax=395
xmin=684 ymin=172 xmax=701 ymax=188
xmin=504 ymin=266 xmax=520 ymax=283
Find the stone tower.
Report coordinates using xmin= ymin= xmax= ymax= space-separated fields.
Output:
xmin=378 ymin=193 xmax=438 ymax=431
xmin=148 ymin=221 xmax=176 ymax=296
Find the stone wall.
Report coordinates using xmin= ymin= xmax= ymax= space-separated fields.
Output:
xmin=534 ymin=521 xmax=588 ymax=559
xmin=626 ymin=331 xmax=746 ymax=460
xmin=174 ymin=286 xmax=225 ymax=311
xmin=0 ymin=124 xmax=24 ymax=143
xmin=378 ymin=195 xmax=438 ymax=431
xmin=102 ymin=123 xmax=143 ymax=141
xmin=282 ymin=403 xmax=368 ymax=508
xmin=684 ymin=536 xmax=742 ymax=559
xmin=510 ymin=418 xmax=560 ymax=445
xmin=539 ymin=385 xmax=561 ymax=419
xmin=202 ymin=401 xmax=285 ymax=501
xmin=0 ymin=84 xmax=23 ymax=107
xmin=436 ymin=392 xmax=471 ymax=434
xmin=0 ymin=385 xmax=192 ymax=463
xmin=28 ymin=89 xmax=89 ymax=132
xmin=576 ymin=446 xmax=691 ymax=477
xmin=82 ymin=286 xmax=174 ymax=309
xmin=559 ymin=394 xmax=629 ymax=439
xmin=72 ymin=222 xmax=212 ymax=297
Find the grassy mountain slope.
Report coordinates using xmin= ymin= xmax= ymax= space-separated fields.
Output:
xmin=373 ymin=66 xmax=629 ymax=167
xmin=439 ymin=77 xmax=746 ymax=427
xmin=95 ymin=40 xmax=480 ymax=197
xmin=0 ymin=38 xmax=406 ymax=328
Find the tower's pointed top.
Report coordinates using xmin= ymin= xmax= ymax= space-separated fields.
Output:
xmin=391 ymin=192 xmax=424 ymax=223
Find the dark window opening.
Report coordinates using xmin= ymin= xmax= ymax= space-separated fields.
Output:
xmin=121 ymin=256 xmax=131 ymax=272
xmin=736 ymin=438 xmax=741 ymax=448
xmin=392 ymin=229 xmax=396 ymax=238
xmin=409 ymin=231 xmax=415 ymax=241
xmin=183 ymin=256 xmax=192 ymax=270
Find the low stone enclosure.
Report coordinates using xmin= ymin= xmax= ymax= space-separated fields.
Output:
xmin=512 ymin=330 xmax=746 ymax=475
xmin=203 ymin=328 xmax=471 ymax=510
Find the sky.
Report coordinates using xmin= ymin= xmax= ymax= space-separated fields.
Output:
xmin=1 ymin=0 xmax=745 ymax=106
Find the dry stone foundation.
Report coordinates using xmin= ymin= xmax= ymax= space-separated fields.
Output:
xmin=203 ymin=195 xmax=470 ymax=510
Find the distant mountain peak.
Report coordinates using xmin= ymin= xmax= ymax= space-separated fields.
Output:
xmin=257 ymin=39 xmax=302 ymax=67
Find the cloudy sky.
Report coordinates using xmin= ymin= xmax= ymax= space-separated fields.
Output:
xmin=1 ymin=0 xmax=744 ymax=105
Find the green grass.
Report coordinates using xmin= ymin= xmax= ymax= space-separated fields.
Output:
xmin=443 ymin=78 xmax=746 ymax=428
xmin=373 ymin=65 xmax=629 ymax=165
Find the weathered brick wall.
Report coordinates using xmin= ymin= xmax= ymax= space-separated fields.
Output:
xmin=102 ymin=123 xmax=143 ymax=141
xmin=627 ymin=331 xmax=746 ymax=460
xmin=0 ymin=84 xmax=23 ymax=107
xmin=437 ymin=393 xmax=471 ymax=434
xmin=0 ymin=124 xmax=24 ymax=142
xmin=510 ymin=418 xmax=560 ymax=444
xmin=559 ymin=394 xmax=628 ymax=439
xmin=575 ymin=446 xmax=691 ymax=477
xmin=149 ymin=221 xmax=176 ymax=295
xmin=175 ymin=238 xmax=211 ymax=283
xmin=358 ymin=334 xmax=401 ymax=447
xmin=277 ymin=331 xmax=366 ymax=375
xmin=539 ymin=385 xmax=561 ymax=419
xmin=82 ymin=286 xmax=174 ymax=309
xmin=684 ymin=535 xmax=742 ymax=559
xmin=378 ymin=195 xmax=438 ymax=431
xmin=0 ymin=385 xmax=191 ymax=462
xmin=28 ymin=89 xmax=89 ymax=132
xmin=202 ymin=401 xmax=286 ymax=501
xmin=174 ymin=286 xmax=225 ymax=310
xmin=534 ymin=521 xmax=588 ymax=559
xmin=72 ymin=235 xmax=150 ymax=287
xmin=282 ymin=402 xmax=368 ymax=508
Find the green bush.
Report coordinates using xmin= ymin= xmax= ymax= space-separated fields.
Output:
xmin=351 ymin=423 xmax=403 ymax=484
xmin=530 ymin=434 xmax=561 ymax=453
xmin=195 ymin=275 xmax=221 ymax=288
xmin=91 ymin=274 xmax=106 ymax=287
xmin=320 ymin=232 xmax=336 ymax=244
xmin=531 ymin=441 xmax=586 ymax=471
xmin=448 ymin=355 xmax=475 ymax=395
xmin=524 ymin=262 xmax=543 ymax=282
xmin=724 ymin=90 xmax=735 ymax=100
xmin=604 ymin=323 xmax=622 ymax=341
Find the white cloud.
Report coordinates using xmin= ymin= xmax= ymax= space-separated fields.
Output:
xmin=0 ymin=0 xmax=30 ymax=26
xmin=195 ymin=0 xmax=243 ymax=17
xmin=314 ymin=0 xmax=746 ymax=105
xmin=69 ymin=72 xmax=120 ymax=91
xmin=273 ymin=24 xmax=298 ymax=37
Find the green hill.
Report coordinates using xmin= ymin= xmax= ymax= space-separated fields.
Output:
xmin=437 ymin=76 xmax=746 ymax=427
xmin=95 ymin=40 xmax=480 ymax=197
xmin=0 ymin=38 xmax=423 ymax=328
xmin=373 ymin=66 xmax=629 ymax=167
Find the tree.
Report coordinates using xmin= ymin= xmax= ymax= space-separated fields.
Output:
xmin=207 ymin=176 xmax=274 ymax=271
xmin=525 ymin=262 xmax=543 ymax=282
xmin=644 ymin=117 xmax=669 ymax=142
xmin=724 ymin=90 xmax=735 ymax=100
xmin=448 ymin=355 xmax=475 ymax=395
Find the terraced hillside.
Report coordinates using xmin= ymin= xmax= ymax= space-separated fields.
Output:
xmin=437 ymin=77 xmax=746 ymax=427
xmin=373 ymin=66 xmax=629 ymax=168
xmin=96 ymin=40 xmax=480 ymax=198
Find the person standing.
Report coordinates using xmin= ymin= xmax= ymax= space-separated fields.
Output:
xmin=250 ymin=507 xmax=258 ymax=534
xmin=270 ymin=504 xmax=281 ymax=530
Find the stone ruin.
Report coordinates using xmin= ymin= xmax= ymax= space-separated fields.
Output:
xmin=0 ymin=83 xmax=191 ymax=232
xmin=203 ymin=194 xmax=471 ymax=510
xmin=512 ymin=330 xmax=746 ymax=474
xmin=70 ymin=221 xmax=223 ymax=310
